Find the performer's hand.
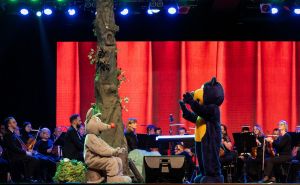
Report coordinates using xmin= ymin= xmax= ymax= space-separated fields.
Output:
xmin=47 ymin=148 xmax=52 ymax=153
xmin=265 ymin=137 xmax=273 ymax=143
xmin=26 ymin=151 xmax=32 ymax=156
xmin=179 ymin=101 xmax=188 ymax=113
xmin=114 ymin=147 xmax=126 ymax=156
xmin=183 ymin=92 xmax=194 ymax=105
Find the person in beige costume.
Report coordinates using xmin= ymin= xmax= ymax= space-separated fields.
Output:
xmin=84 ymin=108 xmax=132 ymax=183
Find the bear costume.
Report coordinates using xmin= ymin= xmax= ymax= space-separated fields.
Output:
xmin=84 ymin=108 xmax=132 ymax=183
xmin=179 ymin=77 xmax=224 ymax=183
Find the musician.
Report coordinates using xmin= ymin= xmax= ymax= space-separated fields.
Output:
xmin=15 ymin=126 xmax=21 ymax=136
xmin=63 ymin=114 xmax=84 ymax=161
xmin=241 ymin=125 xmax=250 ymax=133
xmin=20 ymin=122 xmax=33 ymax=144
xmin=2 ymin=117 xmax=40 ymax=183
xmin=52 ymin=126 xmax=62 ymax=141
xmin=34 ymin=128 xmax=57 ymax=182
xmin=273 ymin=128 xmax=280 ymax=140
xmin=244 ymin=124 xmax=265 ymax=181
xmin=220 ymin=124 xmax=235 ymax=164
xmin=146 ymin=125 xmax=156 ymax=135
xmin=0 ymin=144 xmax=9 ymax=183
xmin=78 ymin=124 xmax=86 ymax=140
xmin=0 ymin=124 xmax=5 ymax=146
xmin=260 ymin=120 xmax=292 ymax=183
xmin=155 ymin=127 xmax=162 ymax=135
xmin=175 ymin=127 xmax=194 ymax=156
xmin=178 ymin=127 xmax=187 ymax=135
xmin=124 ymin=118 xmax=138 ymax=152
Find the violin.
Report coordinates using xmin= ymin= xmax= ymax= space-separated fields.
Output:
xmin=26 ymin=128 xmax=40 ymax=151
xmin=265 ymin=135 xmax=277 ymax=157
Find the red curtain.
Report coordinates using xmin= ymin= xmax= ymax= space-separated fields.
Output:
xmin=57 ymin=41 xmax=300 ymax=137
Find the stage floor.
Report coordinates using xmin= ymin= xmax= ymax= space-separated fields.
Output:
xmin=6 ymin=183 xmax=298 ymax=185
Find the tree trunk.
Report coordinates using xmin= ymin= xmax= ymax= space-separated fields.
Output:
xmin=94 ymin=0 xmax=129 ymax=175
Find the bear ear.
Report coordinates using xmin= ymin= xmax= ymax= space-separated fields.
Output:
xmin=211 ymin=77 xmax=217 ymax=85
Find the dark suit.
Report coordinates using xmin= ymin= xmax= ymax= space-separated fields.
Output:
xmin=63 ymin=126 xmax=84 ymax=161
xmin=2 ymin=130 xmax=39 ymax=181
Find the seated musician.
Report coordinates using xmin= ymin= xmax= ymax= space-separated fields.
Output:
xmin=174 ymin=143 xmax=195 ymax=181
xmin=63 ymin=114 xmax=84 ymax=161
xmin=52 ymin=126 xmax=62 ymax=141
xmin=220 ymin=124 xmax=236 ymax=164
xmin=245 ymin=124 xmax=265 ymax=181
xmin=176 ymin=127 xmax=193 ymax=156
xmin=146 ymin=125 xmax=159 ymax=152
xmin=273 ymin=128 xmax=280 ymax=140
xmin=2 ymin=117 xmax=40 ymax=183
xmin=78 ymin=124 xmax=86 ymax=140
xmin=155 ymin=127 xmax=162 ymax=135
xmin=147 ymin=125 xmax=156 ymax=135
xmin=0 ymin=124 xmax=6 ymax=146
xmin=260 ymin=120 xmax=292 ymax=183
xmin=124 ymin=118 xmax=138 ymax=152
xmin=20 ymin=122 xmax=33 ymax=144
xmin=34 ymin=128 xmax=58 ymax=182
xmin=0 ymin=144 xmax=9 ymax=183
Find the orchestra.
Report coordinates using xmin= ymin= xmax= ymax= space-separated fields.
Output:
xmin=1 ymin=114 xmax=300 ymax=183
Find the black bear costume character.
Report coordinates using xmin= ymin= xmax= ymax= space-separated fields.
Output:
xmin=179 ymin=77 xmax=224 ymax=183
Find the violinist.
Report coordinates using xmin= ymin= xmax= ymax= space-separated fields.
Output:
xmin=20 ymin=122 xmax=33 ymax=144
xmin=260 ymin=120 xmax=292 ymax=183
xmin=245 ymin=124 xmax=265 ymax=181
xmin=34 ymin=128 xmax=58 ymax=182
xmin=220 ymin=124 xmax=236 ymax=164
xmin=2 ymin=117 xmax=40 ymax=183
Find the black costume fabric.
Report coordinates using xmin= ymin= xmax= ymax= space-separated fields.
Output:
xmin=180 ymin=77 xmax=224 ymax=183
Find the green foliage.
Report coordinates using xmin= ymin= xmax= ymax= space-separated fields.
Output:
xmin=53 ymin=158 xmax=87 ymax=183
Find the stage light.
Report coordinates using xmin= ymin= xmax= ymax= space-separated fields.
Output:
xmin=271 ymin=7 xmax=278 ymax=14
xmin=120 ymin=8 xmax=129 ymax=15
xmin=44 ymin=8 xmax=52 ymax=15
xmin=8 ymin=0 xmax=17 ymax=3
xmin=168 ymin=7 xmax=177 ymax=14
xmin=36 ymin=11 xmax=42 ymax=17
xmin=294 ymin=8 xmax=300 ymax=14
xmin=20 ymin=8 xmax=29 ymax=15
xmin=147 ymin=8 xmax=160 ymax=14
xmin=68 ymin=8 xmax=76 ymax=16
xmin=260 ymin=3 xmax=271 ymax=13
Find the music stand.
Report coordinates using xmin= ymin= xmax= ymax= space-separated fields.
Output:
xmin=233 ymin=132 xmax=257 ymax=183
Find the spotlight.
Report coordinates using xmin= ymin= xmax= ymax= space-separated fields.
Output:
xmin=36 ymin=11 xmax=42 ymax=17
xmin=120 ymin=8 xmax=129 ymax=15
xmin=147 ymin=8 xmax=160 ymax=14
xmin=147 ymin=9 xmax=153 ymax=14
xmin=168 ymin=7 xmax=177 ymax=14
xmin=68 ymin=8 xmax=76 ymax=16
xmin=44 ymin=8 xmax=52 ymax=15
xmin=20 ymin=8 xmax=29 ymax=15
xmin=294 ymin=8 xmax=300 ymax=14
xmin=271 ymin=7 xmax=278 ymax=14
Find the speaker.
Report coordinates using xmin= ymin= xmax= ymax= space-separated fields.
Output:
xmin=144 ymin=155 xmax=185 ymax=183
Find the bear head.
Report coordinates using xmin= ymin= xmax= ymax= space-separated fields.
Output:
xmin=84 ymin=108 xmax=114 ymax=136
xmin=193 ymin=77 xmax=224 ymax=106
